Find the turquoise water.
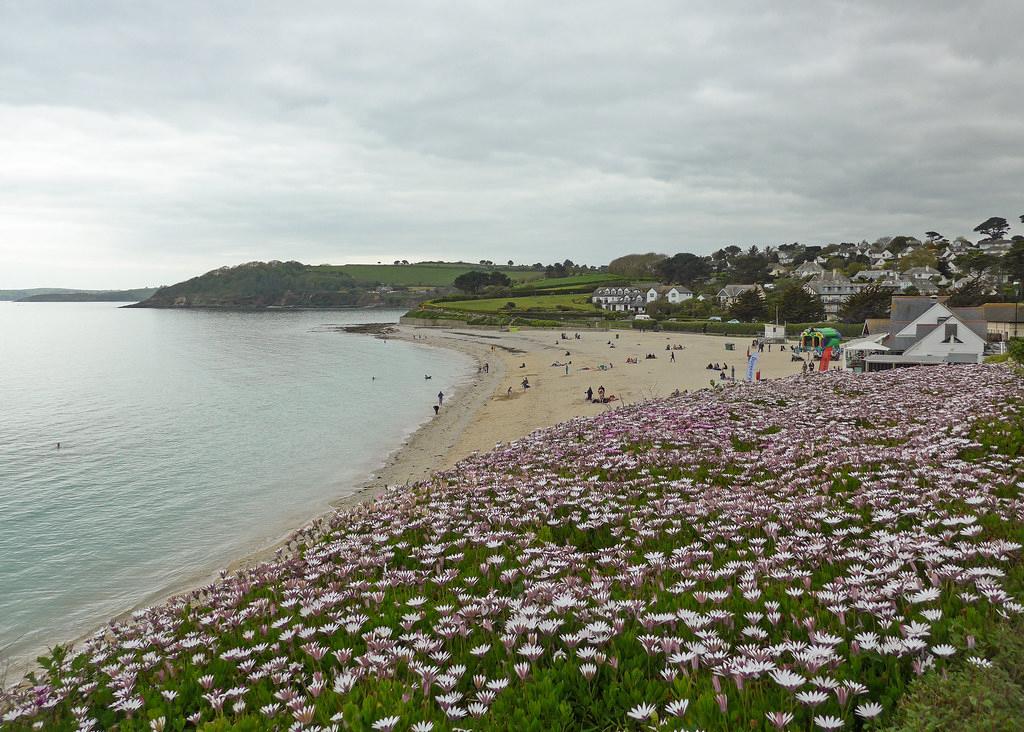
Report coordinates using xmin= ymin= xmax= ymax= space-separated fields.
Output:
xmin=0 ymin=303 xmax=471 ymax=670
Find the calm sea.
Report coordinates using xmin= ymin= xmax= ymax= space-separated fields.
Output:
xmin=0 ymin=303 xmax=471 ymax=672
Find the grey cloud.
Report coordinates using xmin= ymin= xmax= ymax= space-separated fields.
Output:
xmin=1 ymin=0 xmax=1022 ymax=287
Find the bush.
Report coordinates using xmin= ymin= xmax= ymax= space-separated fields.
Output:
xmin=880 ymin=665 xmax=1024 ymax=732
xmin=1008 ymin=338 xmax=1024 ymax=365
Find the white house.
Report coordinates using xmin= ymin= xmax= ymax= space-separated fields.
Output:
xmin=862 ymin=297 xmax=988 ymax=370
xmin=646 ymin=285 xmax=694 ymax=304
xmin=903 ymin=266 xmax=947 ymax=284
xmin=591 ymin=286 xmax=646 ymax=313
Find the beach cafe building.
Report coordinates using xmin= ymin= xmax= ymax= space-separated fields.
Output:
xmin=858 ymin=296 xmax=987 ymax=371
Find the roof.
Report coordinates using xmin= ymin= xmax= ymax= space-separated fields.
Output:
xmin=718 ymin=284 xmax=757 ymax=296
xmin=864 ymin=318 xmax=890 ymax=335
xmin=865 ymin=353 xmax=981 ymax=365
xmin=983 ymin=303 xmax=1024 ymax=323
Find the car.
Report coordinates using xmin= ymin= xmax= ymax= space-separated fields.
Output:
xmin=708 ymin=316 xmax=722 ymax=321
xmin=634 ymin=314 xmax=652 ymax=321
xmin=727 ymin=319 xmax=740 ymax=324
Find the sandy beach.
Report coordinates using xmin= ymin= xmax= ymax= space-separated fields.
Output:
xmin=382 ymin=325 xmax=808 ymax=473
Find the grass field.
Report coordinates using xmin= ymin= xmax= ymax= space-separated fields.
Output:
xmin=436 ymin=292 xmax=600 ymax=313
xmin=513 ymin=273 xmax=624 ymax=291
xmin=315 ymin=263 xmax=545 ymax=287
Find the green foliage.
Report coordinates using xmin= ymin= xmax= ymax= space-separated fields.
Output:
xmin=513 ymin=274 xmax=626 ymax=292
xmin=879 ymin=666 xmax=1024 ymax=732
xmin=1009 ymin=338 xmax=1024 ymax=365
xmin=331 ymin=262 xmax=541 ymax=287
xmin=608 ymin=253 xmax=667 ymax=278
xmin=432 ymin=293 xmax=600 ymax=314
xmin=839 ymin=284 xmax=892 ymax=323
xmin=655 ymin=253 xmax=712 ymax=286
xmin=947 ymin=278 xmax=995 ymax=307
xmin=774 ymin=283 xmax=825 ymax=322
xmin=897 ymin=248 xmax=938 ymax=272
xmin=728 ymin=289 xmax=767 ymax=321
xmin=974 ymin=216 xmax=1011 ymax=241
xmin=453 ymin=270 xmax=513 ymax=294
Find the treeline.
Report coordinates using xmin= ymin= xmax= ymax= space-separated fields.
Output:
xmin=132 ymin=261 xmax=370 ymax=308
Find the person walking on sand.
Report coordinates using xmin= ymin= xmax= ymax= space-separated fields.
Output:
xmin=670 ymin=351 xmax=675 ymax=363
xmin=433 ymin=405 xmax=439 ymax=415
xmin=437 ymin=391 xmax=444 ymax=406
xmin=598 ymin=385 xmax=606 ymax=402
xmin=586 ymin=386 xmax=593 ymax=402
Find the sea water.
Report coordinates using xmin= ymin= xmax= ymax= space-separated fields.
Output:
xmin=0 ymin=303 xmax=471 ymax=672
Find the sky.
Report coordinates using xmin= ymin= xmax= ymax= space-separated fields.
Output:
xmin=1 ymin=1 xmax=1022 ymax=289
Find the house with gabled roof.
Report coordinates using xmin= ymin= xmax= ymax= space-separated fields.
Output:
xmin=645 ymin=285 xmax=693 ymax=304
xmin=794 ymin=261 xmax=825 ymax=278
xmin=716 ymin=284 xmax=760 ymax=307
xmin=860 ymin=296 xmax=988 ymax=370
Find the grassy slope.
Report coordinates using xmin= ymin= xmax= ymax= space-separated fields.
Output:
xmin=321 ymin=264 xmax=544 ymax=288
xmin=437 ymin=293 xmax=600 ymax=313
xmin=513 ymin=274 xmax=625 ymax=291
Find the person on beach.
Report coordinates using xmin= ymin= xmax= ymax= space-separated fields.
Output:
xmin=433 ymin=405 xmax=439 ymax=415
xmin=598 ymin=385 xmax=606 ymax=402
xmin=586 ymin=386 xmax=593 ymax=402
xmin=437 ymin=391 xmax=444 ymax=406
xmin=670 ymin=351 xmax=675 ymax=362
xmin=507 ymin=386 xmax=513 ymax=397
xmin=522 ymin=377 xmax=530 ymax=390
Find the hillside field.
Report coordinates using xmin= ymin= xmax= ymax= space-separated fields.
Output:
xmin=319 ymin=264 xmax=545 ymax=288
xmin=434 ymin=293 xmax=600 ymax=313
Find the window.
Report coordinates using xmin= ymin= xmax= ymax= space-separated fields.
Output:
xmin=943 ymin=323 xmax=962 ymax=344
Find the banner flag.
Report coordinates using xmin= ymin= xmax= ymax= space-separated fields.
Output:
xmin=746 ymin=353 xmax=759 ymax=382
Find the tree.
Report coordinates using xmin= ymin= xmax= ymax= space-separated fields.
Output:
xmin=955 ymin=251 xmax=997 ymax=279
xmin=453 ymin=270 xmax=511 ymax=294
xmin=777 ymin=284 xmax=825 ymax=322
xmin=1004 ymin=239 xmax=1024 ymax=288
xmin=655 ymin=253 xmax=711 ymax=285
xmin=973 ymin=216 xmax=1010 ymax=241
xmin=507 ymin=260 xmax=514 ymax=267
xmin=730 ymin=251 xmax=771 ymax=283
xmin=947 ymin=278 xmax=993 ymax=307
xmin=925 ymin=231 xmax=944 ymax=243
xmin=838 ymin=285 xmax=892 ymax=323
xmin=608 ymin=253 xmax=667 ymax=278
xmin=898 ymin=248 xmax=938 ymax=272
xmin=729 ymin=289 xmax=767 ymax=321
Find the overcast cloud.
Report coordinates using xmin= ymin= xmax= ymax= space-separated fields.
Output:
xmin=1 ymin=0 xmax=1022 ymax=288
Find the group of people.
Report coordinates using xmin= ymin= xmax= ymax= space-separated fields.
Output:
xmin=585 ymin=385 xmax=616 ymax=404
xmin=706 ymin=363 xmax=736 ymax=381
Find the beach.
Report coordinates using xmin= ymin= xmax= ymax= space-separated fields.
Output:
xmin=376 ymin=325 xmax=808 ymax=474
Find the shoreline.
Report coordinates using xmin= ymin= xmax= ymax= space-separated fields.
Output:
xmin=5 ymin=326 xmax=502 ymax=683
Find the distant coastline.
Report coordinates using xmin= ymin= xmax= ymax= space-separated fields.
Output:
xmin=15 ymin=289 xmax=157 ymax=303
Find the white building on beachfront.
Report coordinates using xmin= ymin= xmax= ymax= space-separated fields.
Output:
xmin=861 ymin=297 xmax=988 ymax=370
xmin=591 ymin=286 xmax=647 ymax=313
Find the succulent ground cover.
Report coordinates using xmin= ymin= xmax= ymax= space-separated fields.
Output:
xmin=3 ymin=365 xmax=1024 ymax=731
